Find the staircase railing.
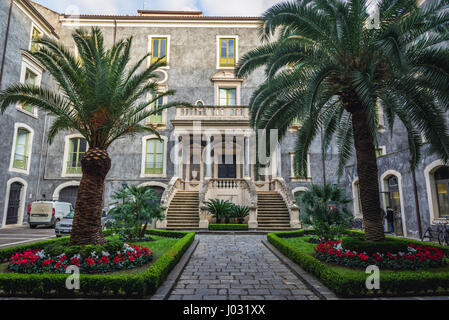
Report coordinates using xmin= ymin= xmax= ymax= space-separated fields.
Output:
xmin=270 ymin=177 xmax=301 ymax=229
xmin=157 ymin=176 xmax=184 ymax=228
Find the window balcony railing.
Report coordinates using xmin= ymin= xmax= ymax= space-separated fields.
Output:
xmin=13 ymin=154 xmax=28 ymax=170
xmin=145 ymin=162 xmax=164 ymax=174
xmin=175 ymin=105 xmax=249 ymax=121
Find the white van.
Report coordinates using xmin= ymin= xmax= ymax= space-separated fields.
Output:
xmin=28 ymin=201 xmax=74 ymax=229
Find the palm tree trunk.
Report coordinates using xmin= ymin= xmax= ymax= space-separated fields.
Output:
xmin=69 ymin=148 xmax=111 ymax=246
xmin=351 ymin=109 xmax=385 ymax=242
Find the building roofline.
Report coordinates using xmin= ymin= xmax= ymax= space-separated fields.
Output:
xmin=137 ymin=10 xmax=204 ymax=16
xmin=60 ymin=14 xmax=262 ymax=22
xmin=21 ymin=0 xmax=58 ymax=38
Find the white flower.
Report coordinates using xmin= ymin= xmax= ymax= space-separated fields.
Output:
xmin=36 ymin=250 xmax=46 ymax=259
xmin=102 ymin=251 xmax=110 ymax=257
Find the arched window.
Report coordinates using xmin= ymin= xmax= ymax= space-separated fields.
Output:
xmin=67 ymin=137 xmax=87 ymax=174
xmin=387 ymin=176 xmax=401 ymax=210
xmin=435 ymin=166 xmax=449 ymax=217
xmin=13 ymin=128 xmax=31 ymax=170
xmin=145 ymin=139 xmax=164 ymax=174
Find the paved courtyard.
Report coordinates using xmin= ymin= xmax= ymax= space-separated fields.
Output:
xmin=0 ymin=225 xmax=55 ymax=249
xmin=168 ymin=234 xmax=319 ymax=300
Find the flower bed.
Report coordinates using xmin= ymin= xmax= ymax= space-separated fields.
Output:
xmin=314 ymin=240 xmax=447 ymax=270
xmin=267 ymin=229 xmax=449 ymax=297
xmin=0 ymin=229 xmax=195 ymax=298
xmin=8 ymin=243 xmax=153 ymax=274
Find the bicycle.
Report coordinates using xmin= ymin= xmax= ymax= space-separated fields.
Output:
xmin=437 ymin=219 xmax=449 ymax=246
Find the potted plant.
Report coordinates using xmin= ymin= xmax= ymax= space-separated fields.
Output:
xmin=230 ymin=204 xmax=249 ymax=224
xmin=205 ymin=199 xmax=232 ymax=224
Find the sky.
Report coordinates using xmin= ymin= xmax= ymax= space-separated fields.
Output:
xmin=33 ymin=0 xmax=283 ymax=16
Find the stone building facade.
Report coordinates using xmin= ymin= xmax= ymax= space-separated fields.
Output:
xmin=0 ymin=1 xmax=445 ymax=236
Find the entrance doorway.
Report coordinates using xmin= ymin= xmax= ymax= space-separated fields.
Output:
xmin=6 ymin=182 xmax=23 ymax=225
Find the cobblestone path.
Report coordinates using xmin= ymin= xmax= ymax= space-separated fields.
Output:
xmin=168 ymin=234 xmax=319 ymax=300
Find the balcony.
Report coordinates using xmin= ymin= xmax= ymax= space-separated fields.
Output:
xmin=173 ymin=106 xmax=249 ymax=126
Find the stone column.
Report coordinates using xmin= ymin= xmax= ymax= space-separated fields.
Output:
xmin=244 ymin=136 xmax=250 ymax=177
xmin=277 ymin=142 xmax=282 ymax=177
xmin=205 ymin=135 xmax=212 ymax=178
xmin=174 ymin=135 xmax=179 ymax=176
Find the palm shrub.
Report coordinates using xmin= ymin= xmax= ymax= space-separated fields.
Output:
xmin=0 ymin=27 xmax=185 ymax=245
xmin=205 ymin=199 xmax=233 ymax=224
xmin=230 ymin=204 xmax=250 ymax=224
xmin=235 ymin=0 xmax=449 ymax=241
xmin=108 ymin=185 xmax=165 ymax=241
xmin=299 ymin=184 xmax=353 ymax=241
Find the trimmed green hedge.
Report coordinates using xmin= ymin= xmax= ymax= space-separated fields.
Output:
xmin=209 ymin=224 xmax=249 ymax=231
xmin=267 ymin=229 xmax=449 ymax=298
xmin=0 ymin=229 xmax=195 ymax=298
xmin=341 ymin=237 xmax=408 ymax=255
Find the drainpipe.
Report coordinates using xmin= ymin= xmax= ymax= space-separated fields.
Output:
xmin=320 ymin=126 xmax=327 ymax=185
xmin=410 ymin=158 xmax=423 ymax=239
xmin=35 ymin=112 xmax=48 ymax=200
xmin=113 ymin=19 xmax=117 ymax=44
xmin=0 ymin=0 xmax=13 ymax=90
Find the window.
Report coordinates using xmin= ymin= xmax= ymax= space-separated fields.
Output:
xmin=375 ymin=146 xmax=386 ymax=157
xmin=145 ymin=139 xmax=164 ymax=174
xmin=21 ymin=69 xmax=38 ymax=113
xmin=219 ymin=38 xmax=235 ymax=67
xmin=219 ymin=88 xmax=236 ymax=106
xmin=290 ymin=152 xmax=311 ymax=181
xmin=151 ymin=38 xmax=167 ymax=64
xmin=376 ymin=100 xmax=385 ymax=129
xmin=67 ymin=137 xmax=87 ymax=174
xmin=149 ymin=94 xmax=163 ymax=123
xmin=386 ymin=176 xmax=401 ymax=212
xmin=195 ymin=100 xmax=204 ymax=107
xmin=30 ymin=27 xmax=41 ymax=53
xmin=13 ymin=129 xmax=30 ymax=170
xmin=435 ymin=166 xmax=449 ymax=218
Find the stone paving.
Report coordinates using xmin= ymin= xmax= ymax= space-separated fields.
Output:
xmin=168 ymin=234 xmax=319 ymax=300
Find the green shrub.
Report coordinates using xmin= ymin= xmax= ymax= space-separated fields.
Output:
xmin=230 ymin=205 xmax=249 ymax=224
xmin=299 ymin=184 xmax=353 ymax=241
xmin=341 ymin=237 xmax=408 ymax=255
xmin=209 ymin=224 xmax=249 ymax=231
xmin=46 ymin=245 xmax=65 ymax=257
xmin=103 ymin=239 xmax=125 ymax=254
xmin=205 ymin=199 xmax=233 ymax=223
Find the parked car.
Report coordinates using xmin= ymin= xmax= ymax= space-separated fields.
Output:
xmin=55 ymin=210 xmax=111 ymax=237
xmin=28 ymin=201 xmax=73 ymax=229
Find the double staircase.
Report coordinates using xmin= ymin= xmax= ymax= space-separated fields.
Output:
xmin=164 ymin=189 xmax=293 ymax=231
xmin=166 ymin=191 xmax=200 ymax=230
xmin=256 ymin=191 xmax=291 ymax=230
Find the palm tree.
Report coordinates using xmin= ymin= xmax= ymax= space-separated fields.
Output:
xmin=0 ymin=27 xmax=181 ymax=245
xmin=236 ymin=0 xmax=449 ymax=241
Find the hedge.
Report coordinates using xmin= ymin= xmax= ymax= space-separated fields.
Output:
xmin=341 ymin=237 xmax=409 ymax=255
xmin=267 ymin=229 xmax=449 ymax=298
xmin=209 ymin=224 xmax=249 ymax=231
xmin=0 ymin=229 xmax=195 ymax=298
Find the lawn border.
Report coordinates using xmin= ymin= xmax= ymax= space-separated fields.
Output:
xmin=208 ymin=224 xmax=249 ymax=231
xmin=267 ymin=229 xmax=449 ymax=298
xmin=151 ymin=238 xmax=199 ymax=300
xmin=261 ymin=239 xmax=338 ymax=300
xmin=0 ymin=229 xmax=195 ymax=298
